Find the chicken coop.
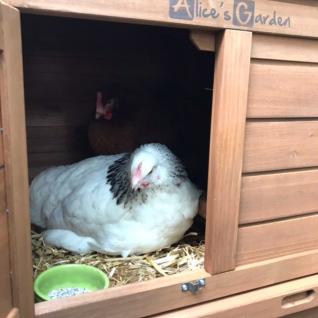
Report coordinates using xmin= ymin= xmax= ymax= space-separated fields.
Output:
xmin=1 ymin=1 xmax=318 ymax=318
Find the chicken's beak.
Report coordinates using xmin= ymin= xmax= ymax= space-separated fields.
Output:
xmin=131 ymin=176 xmax=140 ymax=190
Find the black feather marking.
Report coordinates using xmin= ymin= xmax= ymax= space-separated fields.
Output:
xmin=106 ymin=153 xmax=141 ymax=207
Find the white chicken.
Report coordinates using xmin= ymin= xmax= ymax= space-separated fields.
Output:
xmin=30 ymin=143 xmax=201 ymax=257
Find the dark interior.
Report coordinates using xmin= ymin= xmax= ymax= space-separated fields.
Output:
xmin=21 ymin=14 xmax=214 ymax=191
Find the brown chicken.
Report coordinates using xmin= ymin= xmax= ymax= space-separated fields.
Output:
xmin=88 ymin=91 xmax=178 ymax=155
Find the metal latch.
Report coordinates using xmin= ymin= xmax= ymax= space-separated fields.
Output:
xmin=181 ymin=278 xmax=206 ymax=294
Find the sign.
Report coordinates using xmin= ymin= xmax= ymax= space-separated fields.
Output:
xmin=169 ymin=0 xmax=291 ymax=28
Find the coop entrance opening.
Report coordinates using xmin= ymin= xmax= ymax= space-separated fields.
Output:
xmin=22 ymin=13 xmax=214 ymax=294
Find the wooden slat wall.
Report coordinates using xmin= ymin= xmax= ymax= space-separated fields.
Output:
xmin=236 ymin=33 xmax=318 ymax=265
xmin=240 ymin=38 xmax=318 ymax=221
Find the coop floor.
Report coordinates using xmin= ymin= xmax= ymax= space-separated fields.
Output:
xmin=31 ymin=217 xmax=205 ymax=288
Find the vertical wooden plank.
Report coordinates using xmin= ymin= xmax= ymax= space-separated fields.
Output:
xmin=0 ymin=191 xmax=12 ymax=318
xmin=205 ymin=30 xmax=252 ymax=274
xmin=0 ymin=3 xmax=34 ymax=318
xmin=0 ymin=134 xmax=4 ymax=167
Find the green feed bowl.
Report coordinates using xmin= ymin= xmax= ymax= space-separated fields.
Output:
xmin=34 ymin=264 xmax=109 ymax=302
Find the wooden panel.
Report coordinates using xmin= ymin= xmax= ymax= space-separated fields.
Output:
xmin=240 ymin=169 xmax=318 ymax=224
xmin=35 ymin=249 xmax=318 ymax=318
xmin=202 ymin=169 xmax=318 ymax=224
xmin=0 ymin=168 xmax=6 ymax=214
xmin=252 ymin=34 xmax=318 ymax=63
xmin=155 ymin=274 xmax=318 ymax=318
xmin=0 ymin=212 xmax=12 ymax=318
xmin=237 ymin=214 xmax=318 ymax=265
xmin=284 ymin=307 xmax=318 ymax=318
xmin=6 ymin=308 xmax=20 ymax=318
xmin=27 ymin=126 xmax=89 ymax=153
xmin=194 ymin=33 xmax=318 ymax=63
xmin=205 ymin=30 xmax=251 ymax=274
xmin=243 ymin=121 xmax=318 ymax=173
xmin=26 ymin=101 xmax=93 ymax=127
xmin=0 ymin=3 xmax=34 ymax=317
xmin=7 ymin=0 xmax=318 ymax=38
xmin=28 ymin=152 xmax=88 ymax=180
xmin=190 ymin=30 xmax=215 ymax=52
xmin=247 ymin=60 xmax=318 ymax=118
xmin=0 ymin=133 xmax=3 ymax=166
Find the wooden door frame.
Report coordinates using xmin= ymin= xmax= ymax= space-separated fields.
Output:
xmin=5 ymin=0 xmax=318 ymax=39
xmin=0 ymin=2 xmax=34 ymax=318
xmin=2 ymin=2 xmax=318 ymax=318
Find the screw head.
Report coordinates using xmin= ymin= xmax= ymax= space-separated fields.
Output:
xmin=181 ymin=284 xmax=188 ymax=292
xmin=198 ymin=279 xmax=206 ymax=287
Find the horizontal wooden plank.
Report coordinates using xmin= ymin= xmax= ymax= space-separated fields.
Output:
xmin=27 ymin=126 xmax=90 ymax=153
xmin=199 ymin=169 xmax=318 ymax=224
xmin=155 ymin=274 xmax=318 ymax=318
xmin=240 ymin=169 xmax=318 ymax=224
xmin=247 ymin=60 xmax=318 ymax=118
xmin=28 ymin=152 xmax=88 ymax=180
xmin=35 ymin=248 xmax=318 ymax=318
xmin=26 ymin=101 xmax=93 ymax=126
xmin=243 ymin=121 xmax=318 ymax=173
xmin=201 ymin=33 xmax=318 ymax=62
xmin=252 ymin=34 xmax=318 ymax=63
xmin=237 ymin=214 xmax=318 ymax=265
xmin=7 ymin=0 xmax=318 ymax=38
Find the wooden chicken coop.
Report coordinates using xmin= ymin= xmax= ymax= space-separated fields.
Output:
xmin=1 ymin=0 xmax=318 ymax=317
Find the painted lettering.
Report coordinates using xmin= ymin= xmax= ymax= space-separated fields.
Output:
xmin=236 ymin=2 xmax=253 ymax=25
xmin=169 ymin=0 xmax=291 ymax=29
xmin=224 ymin=10 xmax=231 ymax=21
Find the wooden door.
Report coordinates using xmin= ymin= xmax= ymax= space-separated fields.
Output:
xmin=203 ymin=30 xmax=318 ymax=274
xmin=0 ymin=2 xmax=34 ymax=318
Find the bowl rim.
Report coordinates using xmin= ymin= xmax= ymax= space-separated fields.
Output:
xmin=34 ymin=264 xmax=109 ymax=301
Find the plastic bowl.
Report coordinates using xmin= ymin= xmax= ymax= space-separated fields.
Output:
xmin=34 ymin=264 xmax=109 ymax=301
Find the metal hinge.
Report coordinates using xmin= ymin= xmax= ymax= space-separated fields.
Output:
xmin=181 ymin=278 xmax=206 ymax=294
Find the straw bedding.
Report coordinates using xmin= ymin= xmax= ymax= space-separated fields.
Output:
xmin=31 ymin=220 xmax=205 ymax=288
